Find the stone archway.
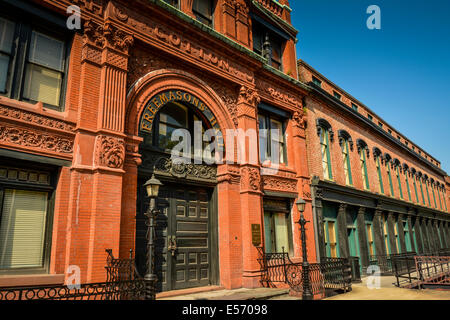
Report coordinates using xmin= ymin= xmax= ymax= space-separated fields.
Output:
xmin=120 ymin=69 xmax=236 ymax=291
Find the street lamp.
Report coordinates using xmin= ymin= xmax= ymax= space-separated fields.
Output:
xmin=296 ymin=198 xmax=313 ymax=300
xmin=143 ymin=174 xmax=162 ymax=300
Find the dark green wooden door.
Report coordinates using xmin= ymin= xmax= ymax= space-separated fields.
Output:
xmin=136 ymin=180 xmax=213 ymax=292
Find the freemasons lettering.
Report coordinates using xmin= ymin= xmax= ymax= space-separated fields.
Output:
xmin=140 ymin=90 xmax=220 ymax=135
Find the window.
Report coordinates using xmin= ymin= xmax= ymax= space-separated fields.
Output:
xmin=259 ymin=113 xmax=287 ymax=165
xmin=366 ymin=223 xmax=375 ymax=256
xmin=193 ymin=0 xmax=213 ymax=27
xmin=324 ymin=220 xmax=339 ymax=258
xmin=341 ymin=138 xmax=353 ymax=186
xmin=144 ymin=101 xmax=211 ymax=158
xmin=431 ymin=183 xmax=437 ymax=209
xmin=264 ymin=211 xmax=293 ymax=255
xmin=351 ymin=103 xmax=358 ymax=112
xmin=378 ymin=122 xmax=383 ymax=128
xmin=375 ymin=155 xmax=384 ymax=194
xmin=368 ymin=114 xmax=373 ymax=121
xmin=312 ymin=76 xmax=322 ymax=88
xmin=0 ymin=164 xmax=54 ymax=273
xmin=397 ymin=136 xmax=401 ymax=141
xmin=403 ymin=219 xmax=412 ymax=252
xmin=394 ymin=218 xmax=401 ymax=253
xmin=0 ymin=15 xmax=69 ymax=110
xmin=437 ymin=186 xmax=443 ymax=211
xmin=252 ymin=23 xmax=284 ymax=70
xmin=162 ymin=0 xmax=179 ymax=8
xmin=320 ymin=128 xmax=332 ymax=180
xmin=442 ymin=190 xmax=448 ymax=212
xmin=425 ymin=180 xmax=431 ymax=207
xmin=383 ymin=214 xmax=391 ymax=254
xmin=386 ymin=162 xmax=394 ymax=197
xmin=404 ymin=169 xmax=412 ymax=202
xmin=360 ymin=150 xmax=369 ymax=190
xmin=395 ymin=166 xmax=403 ymax=199
xmin=388 ymin=129 xmax=392 ymax=135
xmin=333 ymin=91 xmax=341 ymax=100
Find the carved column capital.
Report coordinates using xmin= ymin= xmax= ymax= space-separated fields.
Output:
xmin=240 ymin=166 xmax=262 ymax=193
xmin=95 ymin=135 xmax=126 ymax=170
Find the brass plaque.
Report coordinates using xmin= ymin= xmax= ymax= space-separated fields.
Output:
xmin=251 ymin=224 xmax=261 ymax=246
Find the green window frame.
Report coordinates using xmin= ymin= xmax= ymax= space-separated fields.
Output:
xmin=403 ymin=219 xmax=412 ymax=252
xmin=366 ymin=222 xmax=376 ymax=257
xmin=376 ymin=156 xmax=384 ymax=194
xmin=341 ymin=139 xmax=353 ymax=186
xmin=386 ymin=163 xmax=394 ymax=197
xmin=360 ymin=151 xmax=369 ymax=190
xmin=425 ymin=181 xmax=431 ymax=207
xmin=437 ymin=187 xmax=443 ymax=211
xmin=411 ymin=223 xmax=419 ymax=253
xmin=396 ymin=166 xmax=403 ymax=199
xmin=413 ymin=176 xmax=420 ymax=204
xmin=324 ymin=218 xmax=340 ymax=258
xmin=431 ymin=185 xmax=437 ymax=209
xmin=320 ymin=129 xmax=333 ymax=181
xmin=442 ymin=190 xmax=448 ymax=212
xmin=383 ymin=214 xmax=391 ymax=254
xmin=405 ymin=171 xmax=412 ymax=202
xmin=419 ymin=178 xmax=426 ymax=205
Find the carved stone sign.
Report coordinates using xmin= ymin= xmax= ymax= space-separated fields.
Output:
xmin=140 ymin=90 xmax=221 ymax=137
xmin=252 ymin=224 xmax=261 ymax=246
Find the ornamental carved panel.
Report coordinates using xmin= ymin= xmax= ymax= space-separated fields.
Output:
xmin=0 ymin=125 xmax=73 ymax=154
xmin=140 ymin=152 xmax=217 ymax=182
xmin=95 ymin=135 xmax=125 ymax=169
xmin=241 ymin=167 xmax=261 ymax=191
xmin=262 ymin=176 xmax=297 ymax=193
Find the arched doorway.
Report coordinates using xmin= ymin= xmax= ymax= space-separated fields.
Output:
xmin=135 ymin=90 xmax=220 ymax=292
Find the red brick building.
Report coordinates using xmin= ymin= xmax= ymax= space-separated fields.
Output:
xmin=0 ymin=0 xmax=317 ymax=292
xmin=298 ymin=60 xmax=450 ymax=272
xmin=0 ymin=0 xmax=448 ymax=295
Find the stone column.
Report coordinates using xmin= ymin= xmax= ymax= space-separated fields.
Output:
xmin=406 ymin=210 xmax=416 ymax=253
xmin=420 ymin=217 xmax=430 ymax=254
xmin=373 ymin=209 xmax=386 ymax=257
xmin=356 ymin=207 xmax=369 ymax=271
xmin=337 ymin=203 xmax=350 ymax=259
xmin=387 ymin=211 xmax=398 ymax=254
xmin=413 ymin=216 xmax=424 ymax=254
xmin=236 ymin=86 xmax=264 ymax=288
xmin=397 ymin=213 xmax=407 ymax=254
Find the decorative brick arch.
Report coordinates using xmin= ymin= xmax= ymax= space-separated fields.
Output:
xmin=125 ymin=69 xmax=234 ymax=138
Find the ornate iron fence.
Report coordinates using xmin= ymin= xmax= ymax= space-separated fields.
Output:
xmin=257 ymin=248 xmax=352 ymax=298
xmin=0 ymin=249 xmax=146 ymax=301
xmin=415 ymin=256 xmax=450 ymax=289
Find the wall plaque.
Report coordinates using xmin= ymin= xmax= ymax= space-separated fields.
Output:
xmin=251 ymin=224 xmax=261 ymax=246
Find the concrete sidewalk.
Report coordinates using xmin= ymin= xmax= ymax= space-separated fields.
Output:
xmin=325 ymin=276 xmax=450 ymax=300
xmin=158 ymin=287 xmax=292 ymax=300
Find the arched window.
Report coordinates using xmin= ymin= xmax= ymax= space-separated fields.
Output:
xmin=424 ymin=174 xmax=431 ymax=207
xmin=411 ymin=168 xmax=420 ymax=204
xmin=384 ymin=153 xmax=394 ymax=197
xmin=317 ymin=119 xmax=333 ymax=180
xmin=142 ymin=100 xmax=212 ymax=159
xmin=430 ymin=178 xmax=438 ymax=209
xmin=393 ymin=159 xmax=403 ymax=199
xmin=402 ymin=163 xmax=412 ymax=202
xmin=417 ymin=172 xmax=426 ymax=205
xmin=357 ymin=139 xmax=370 ymax=190
xmin=338 ymin=130 xmax=353 ymax=186
xmin=373 ymin=147 xmax=384 ymax=194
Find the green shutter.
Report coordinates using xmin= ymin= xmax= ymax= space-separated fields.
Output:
xmin=396 ymin=167 xmax=403 ymax=199
xmin=363 ymin=152 xmax=369 ymax=189
xmin=405 ymin=173 xmax=412 ymax=202
xmin=326 ymin=131 xmax=333 ymax=180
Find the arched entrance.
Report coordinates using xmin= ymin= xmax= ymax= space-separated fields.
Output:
xmin=135 ymin=89 xmax=222 ymax=292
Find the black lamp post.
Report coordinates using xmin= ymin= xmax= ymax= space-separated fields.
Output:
xmin=143 ymin=174 xmax=162 ymax=300
xmin=296 ymin=198 xmax=313 ymax=300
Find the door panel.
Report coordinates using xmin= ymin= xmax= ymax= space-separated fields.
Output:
xmin=136 ymin=179 xmax=213 ymax=292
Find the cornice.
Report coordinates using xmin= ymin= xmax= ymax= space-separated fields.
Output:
xmin=305 ymin=83 xmax=447 ymax=177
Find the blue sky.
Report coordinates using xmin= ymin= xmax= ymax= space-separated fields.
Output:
xmin=290 ymin=0 xmax=450 ymax=173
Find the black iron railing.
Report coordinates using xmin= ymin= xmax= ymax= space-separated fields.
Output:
xmin=0 ymin=249 xmax=146 ymax=301
xmin=257 ymin=248 xmax=352 ymax=298
xmin=369 ymin=255 xmax=393 ymax=274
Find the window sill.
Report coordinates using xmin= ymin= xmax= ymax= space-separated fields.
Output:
xmin=0 ymin=274 xmax=65 ymax=287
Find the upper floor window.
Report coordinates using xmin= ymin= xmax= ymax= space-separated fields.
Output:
xmin=0 ymin=16 xmax=69 ymax=110
xmin=393 ymin=160 xmax=403 ymax=199
xmin=258 ymin=113 xmax=286 ymax=165
xmin=338 ymin=130 xmax=353 ymax=186
xmin=193 ymin=0 xmax=214 ymax=27
xmin=351 ymin=103 xmax=358 ymax=112
xmin=403 ymin=164 xmax=412 ymax=202
xmin=253 ymin=22 xmax=284 ymax=71
xmin=312 ymin=76 xmax=322 ymax=88
xmin=368 ymin=114 xmax=373 ymax=121
xmin=317 ymin=119 xmax=333 ymax=181
xmin=384 ymin=154 xmax=394 ymax=197
xmin=373 ymin=148 xmax=384 ymax=194
xmin=357 ymin=139 xmax=369 ymax=190
xmin=333 ymin=91 xmax=341 ymax=100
